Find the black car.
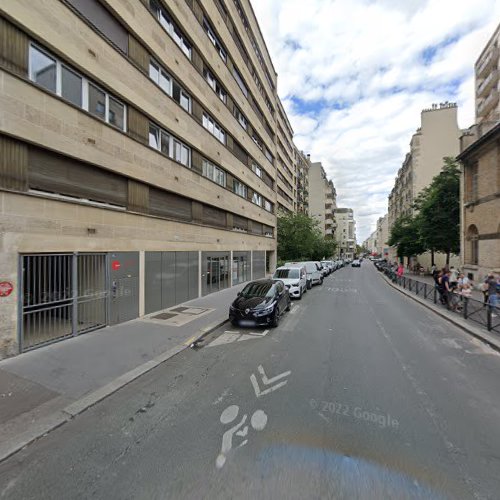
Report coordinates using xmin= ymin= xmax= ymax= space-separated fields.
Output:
xmin=229 ymin=279 xmax=291 ymax=328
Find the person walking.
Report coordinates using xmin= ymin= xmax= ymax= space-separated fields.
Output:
xmin=441 ymin=270 xmax=452 ymax=308
xmin=485 ymin=273 xmax=499 ymax=317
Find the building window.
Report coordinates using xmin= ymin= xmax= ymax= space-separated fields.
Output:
xmin=233 ymin=67 xmax=248 ymax=97
xmin=149 ymin=60 xmax=191 ymax=113
xmin=203 ymin=17 xmax=227 ymax=62
xmin=467 ymin=225 xmax=479 ymax=265
xmin=252 ymin=133 xmax=263 ymax=151
xmin=264 ymin=147 xmax=273 ymax=164
xmin=471 ymin=163 xmax=478 ymax=201
xmin=149 ymin=123 xmax=191 ymax=167
xmin=202 ymin=113 xmax=226 ymax=144
xmin=202 ymin=159 xmax=226 ymax=187
xmin=150 ymin=0 xmax=191 ymax=59
xmin=264 ymin=199 xmax=272 ymax=212
xmin=251 ymin=162 xmax=263 ymax=178
xmin=233 ymin=180 xmax=247 ymax=198
xmin=29 ymin=44 xmax=126 ymax=131
xmin=252 ymin=192 xmax=262 ymax=206
xmin=203 ymin=68 xmax=227 ymax=103
xmin=233 ymin=106 xmax=248 ymax=130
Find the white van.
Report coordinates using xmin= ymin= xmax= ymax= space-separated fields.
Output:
xmin=285 ymin=261 xmax=323 ymax=288
xmin=273 ymin=265 xmax=307 ymax=299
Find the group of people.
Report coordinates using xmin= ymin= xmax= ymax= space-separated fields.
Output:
xmin=431 ymin=265 xmax=500 ymax=315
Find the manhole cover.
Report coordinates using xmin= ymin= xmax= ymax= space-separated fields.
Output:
xmin=152 ymin=312 xmax=178 ymax=320
xmin=170 ymin=307 xmax=189 ymax=313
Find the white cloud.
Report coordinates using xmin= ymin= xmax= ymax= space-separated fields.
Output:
xmin=251 ymin=0 xmax=500 ymax=241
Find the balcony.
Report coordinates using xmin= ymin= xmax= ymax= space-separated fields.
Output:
xmin=476 ymin=46 xmax=499 ymax=79
xmin=477 ymin=89 xmax=500 ymax=117
xmin=477 ymin=69 xmax=498 ymax=98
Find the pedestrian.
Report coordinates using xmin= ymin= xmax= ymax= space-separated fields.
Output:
xmin=485 ymin=273 xmax=499 ymax=317
xmin=450 ymin=267 xmax=459 ymax=289
xmin=441 ymin=269 xmax=453 ymax=308
xmin=397 ymin=263 xmax=404 ymax=277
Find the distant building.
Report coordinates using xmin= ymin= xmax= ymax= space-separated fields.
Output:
xmin=387 ymin=103 xmax=462 ymax=266
xmin=295 ymin=149 xmax=311 ymax=214
xmin=376 ymin=214 xmax=389 ymax=258
xmin=363 ymin=231 xmax=377 ymax=255
xmin=334 ymin=208 xmax=356 ymax=259
xmin=309 ymin=162 xmax=337 ymax=238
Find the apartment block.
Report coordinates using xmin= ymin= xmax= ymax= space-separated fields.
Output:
xmin=475 ymin=22 xmax=500 ymax=128
xmin=295 ymin=149 xmax=310 ymax=214
xmin=309 ymin=162 xmax=337 ymax=238
xmin=387 ymin=103 xmax=461 ymax=266
xmin=0 ymin=0 xmax=291 ymax=358
xmin=334 ymin=208 xmax=356 ymax=260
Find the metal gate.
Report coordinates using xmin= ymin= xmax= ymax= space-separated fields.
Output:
xmin=20 ymin=253 xmax=108 ymax=351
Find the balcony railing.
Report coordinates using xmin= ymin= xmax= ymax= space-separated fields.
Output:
xmin=476 ymin=46 xmax=499 ymax=78
xmin=477 ymin=69 xmax=498 ymax=98
xmin=478 ymin=89 xmax=500 ymax=117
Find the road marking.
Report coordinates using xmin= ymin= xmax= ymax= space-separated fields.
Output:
xmin=208 ymin=329 xmax=269 ymax=347
xmin=250 ymin=364 xmax=291 ymax=398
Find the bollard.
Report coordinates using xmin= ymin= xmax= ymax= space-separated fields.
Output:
xmin=487 ymin=306 xmax=492 ymax=331
xmin=463 ymin=297 xmax=468 ymax=319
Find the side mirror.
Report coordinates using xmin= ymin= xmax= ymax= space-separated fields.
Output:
xmin=237 ymin=291 xmax=242 ymax=297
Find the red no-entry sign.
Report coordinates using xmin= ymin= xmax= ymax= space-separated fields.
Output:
xmin=0 ymin=281 xmax=14 ymax=297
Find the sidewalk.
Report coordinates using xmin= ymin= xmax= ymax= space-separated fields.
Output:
xmin=403 ymin=272 xmax=485 ymax=302
xmin=381 ymin=273 xmax=500 ymax=352
xmin=0 ymin=282 xmax=245 ymax=462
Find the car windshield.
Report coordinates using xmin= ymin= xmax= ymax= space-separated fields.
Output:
xmin=240 ymin=282 xmax=275 ymax=298
xmin=274 ymin=269 xmax=299 ymax=279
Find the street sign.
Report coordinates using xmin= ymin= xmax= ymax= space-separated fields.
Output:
xmin=0 ymin=281 xmax=14 ymax=297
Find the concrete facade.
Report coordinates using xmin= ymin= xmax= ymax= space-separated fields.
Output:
xmin=475 ymin=22 xmax=500 ymax=127
xmin=308 ymin=162 xmax=337 ymax=238
xmin=0 ymin=0 xmax=296 ymax=358
xmin=334 ymin=208 xmax=356 ymax=260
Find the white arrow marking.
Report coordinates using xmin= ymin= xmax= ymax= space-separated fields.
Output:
xmin=250 ymin=365 xmax=291 ymax=397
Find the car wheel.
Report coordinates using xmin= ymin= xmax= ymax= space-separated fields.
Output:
xmin=271 ymin=308 xmax=280 ymax=328
xmin=320 ymin=277 xmax=324 ymax=285
xmin=286 ymin=299 xmax=291 ymax=311
xmin=307 ymin=280 xmax=312 ymax=290
xmin=298 ymin=289 xmax=303 ymax=300
xmin=231 ymin=319 xmax=238 ymax=327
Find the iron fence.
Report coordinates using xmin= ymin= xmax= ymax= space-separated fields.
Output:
xmin=381 ymin=268 xmax=499 ymax=334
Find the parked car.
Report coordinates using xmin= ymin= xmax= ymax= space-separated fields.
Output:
xmin=351 ymin=259 xmax=361 ymax=267
xmin=285 ymin=261 xmax=323 ymax=288
xmin=316 ymin=261 xmax=329 ymax=277
xmin=229 ymin=279 xmax=291 ymax=327
xmin=272 ymin=265 xmax=307 ymax=299
xmin=321 ymin=260 xmax=334 ymax=274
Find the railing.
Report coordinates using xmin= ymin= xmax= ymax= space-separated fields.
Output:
xmin=381 ymin=268 xmax=499 ymax=334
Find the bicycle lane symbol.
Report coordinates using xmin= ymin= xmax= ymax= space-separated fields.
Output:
xmin=214 ymin=365 xmax=291 ymax=469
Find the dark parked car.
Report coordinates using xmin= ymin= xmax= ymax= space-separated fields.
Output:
xmin=229 ymin=279 xmax=291 ymax=328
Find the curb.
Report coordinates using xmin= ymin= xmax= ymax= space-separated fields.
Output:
xmin=380 ymin=273 xmax=500 ymax=353
xmin=0 ymin=316 xmax=229 ymax=464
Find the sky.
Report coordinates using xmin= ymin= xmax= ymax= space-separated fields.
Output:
xmin=251 ymin=0 xmax=500 ymax=242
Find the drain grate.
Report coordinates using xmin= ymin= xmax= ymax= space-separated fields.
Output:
xmin=152 ymin=312 xmax=178 ymax=320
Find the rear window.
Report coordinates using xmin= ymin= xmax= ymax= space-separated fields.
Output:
xmin=274 ymin=269 xmax=299 ymax=279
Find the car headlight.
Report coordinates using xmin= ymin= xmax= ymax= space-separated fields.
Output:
xmin=254 ymin=302 xmax=275 ymax=316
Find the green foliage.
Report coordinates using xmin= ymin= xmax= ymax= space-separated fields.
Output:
xmin=277 ymin=213 xmax=337 ymax=262
xmin=389 ymin=157 xmax=460 ymax=263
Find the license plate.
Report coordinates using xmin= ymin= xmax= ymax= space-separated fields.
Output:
xmin=240 ymin=320 xmax=255 ymax=327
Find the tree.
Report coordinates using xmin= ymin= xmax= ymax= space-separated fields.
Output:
xmin=388 ymin=215 xmax=425 ymax=263
xmin=415 ymin=157 xmax=460 ymax=265
xmin=277 ymin=213 xmax=337 ymax=263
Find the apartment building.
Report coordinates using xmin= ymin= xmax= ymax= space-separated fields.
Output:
xmin=295 ymin=149 xmax=310 ymax=214
xmin=375 ymin=214 xmax=389 ymax=258
xmin=475 ymin=22 xmax=500 ymax=128
xmin=334 ymin=208 xmax=356 ymax=259
xmin=309 ymin=162 xmax=337 ymax=238
xmin=276 ymin=98 xmax=296 ymax=213
xmin=363 ymin=231 xmax=377 ymax=255
xmin=458 ymin=22 xmax=500 ymax=281
xmin=0 ymin=0 xmax=286 ymax=358
xmin=387 ymin=103 xmax=461 ymax=265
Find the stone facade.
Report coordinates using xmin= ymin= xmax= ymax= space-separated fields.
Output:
xmin=0 ymin=0 xmax=297 ymax=357
xmin=308 ymin=162 xmax=337 ymax=238
xmin=334 ymin=208 xmax=356 ymax=260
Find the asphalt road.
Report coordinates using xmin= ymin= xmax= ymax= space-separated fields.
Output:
xmin=1 ymin=263 xmax=500 ymax=500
